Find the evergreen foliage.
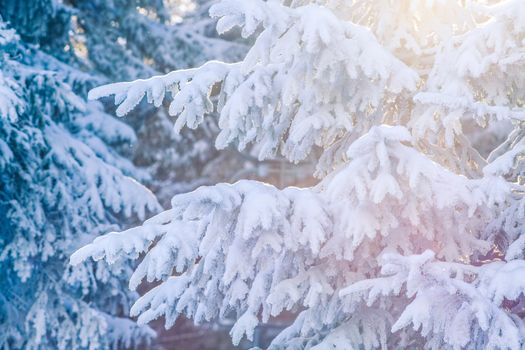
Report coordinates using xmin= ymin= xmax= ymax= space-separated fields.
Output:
xmin=76 ymin=1 xmax=525 ymax=349
xmin=0 ymin=16 xmax=160 ymax=349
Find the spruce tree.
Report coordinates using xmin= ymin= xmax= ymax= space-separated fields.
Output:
xmin=0 ymin=16 xmax=160 ymax=349
xmin=74 ymin=0 xmax=525 ymax=349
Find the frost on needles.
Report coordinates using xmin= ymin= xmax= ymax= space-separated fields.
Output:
xmin=73 ymin=0 xmax=525 ymax=349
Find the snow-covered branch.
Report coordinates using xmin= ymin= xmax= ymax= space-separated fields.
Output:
xmin=72 ymin=125 xmax=513 ymax=348
xmin=89 ymin=0 xmax=418 ymax=164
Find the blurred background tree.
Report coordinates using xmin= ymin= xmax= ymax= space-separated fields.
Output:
xmin=0 ymin=4 xmax=160 ymax=349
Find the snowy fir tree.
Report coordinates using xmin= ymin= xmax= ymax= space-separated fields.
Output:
xmin=0 ymin=15 xmax=163 ymax=350
xmin=64 ymin=0 xmax=525 ymax=348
